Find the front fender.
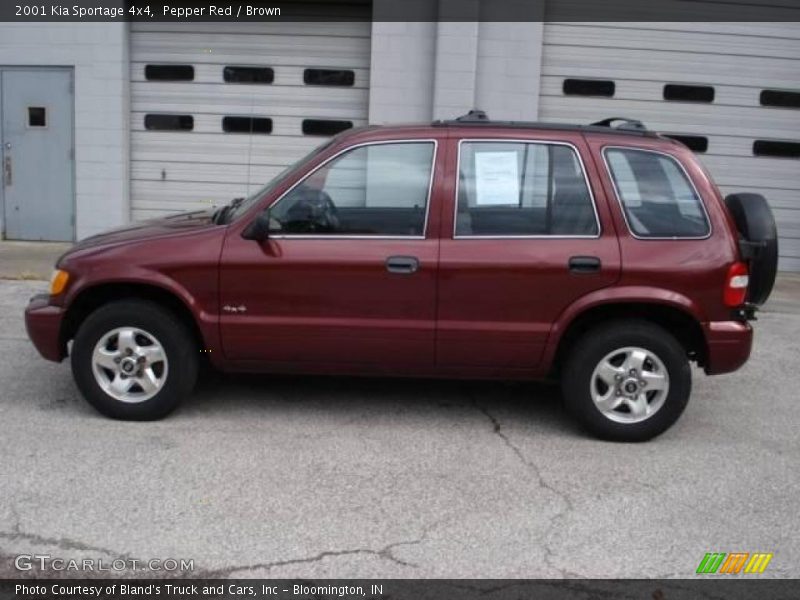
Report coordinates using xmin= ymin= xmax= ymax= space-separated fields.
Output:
xmin=58 ymin=268 xmax=223 ymax=368
xmin=63 ymin=268 xmax=206 ymax=321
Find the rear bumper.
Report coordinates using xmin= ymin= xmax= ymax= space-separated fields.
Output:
xmin=25 ymin=294 xmax=66 ymax=362
xmin=703 ymin=320 xmax=753 ymax=375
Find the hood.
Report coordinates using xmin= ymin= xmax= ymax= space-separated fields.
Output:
xmin=59 ymin=209 xmax=219 ymax=261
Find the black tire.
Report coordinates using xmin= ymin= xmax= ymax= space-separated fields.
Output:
xmin=562 ymin=320 xmax=691 ymax=442
xmin=724 ymin=193 xmax=778 ymax=305
xmin=71 ymin=299 xmax=198 ymax=420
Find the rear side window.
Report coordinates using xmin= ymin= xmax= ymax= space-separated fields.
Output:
xmin=604 ymin=148 xmax=710 ymax=238
xmin=455 ymin=142 xmax=598 ymax=237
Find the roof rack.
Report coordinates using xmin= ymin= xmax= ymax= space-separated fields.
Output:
xmin=455 ymin=109 xmax=490 ymax=122
xmin=433 ymin=110 xmax=657 ymax=137
xmin=590 ymin=117 xmax=647 ymax=132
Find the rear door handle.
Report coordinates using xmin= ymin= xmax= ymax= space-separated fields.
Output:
xmin=386 ymin=256 xmax=419 ymax=274
xmin=569 ymin=256 xmax=601 ymax=273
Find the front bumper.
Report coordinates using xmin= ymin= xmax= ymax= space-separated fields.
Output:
xmin=703 ymin=320 xmax=753 ymax=375
xmin=25 ymin=294 xmax=66 ymax=362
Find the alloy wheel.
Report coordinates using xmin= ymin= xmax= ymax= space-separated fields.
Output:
xmin=91 ymin=327 xmax=169 ymax=403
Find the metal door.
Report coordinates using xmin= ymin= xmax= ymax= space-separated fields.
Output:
xmin=1 ymin=68 xmax=74 ymax=241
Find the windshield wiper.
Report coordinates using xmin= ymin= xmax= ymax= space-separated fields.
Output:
xmin=213 ymin=197 xmax=245 ymax=224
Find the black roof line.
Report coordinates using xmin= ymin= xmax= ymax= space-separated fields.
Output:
xmin=432 ymin=110 xmax=658 ymax=138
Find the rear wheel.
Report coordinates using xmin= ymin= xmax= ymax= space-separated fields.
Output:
xmin=562 ymin=320 xmax=691 ymax=442
xmin=71 ymin=300 xmax=198 ymax=420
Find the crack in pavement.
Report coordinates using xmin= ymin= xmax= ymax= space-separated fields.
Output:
xmin=1 ymin=531 xmax=424 ymax=578
xmin=473 ymin=402 xmax=581 ymax=578
xmin=0 ymin=528 xmax=422 ymax=579
xmin=8 ymin=504 xmax=22 ymax=535
xmin=196 ymin=521 xmax=445 ymax=578
xmin=2 ymin=510 xmax=441 ymax=579
xmin=0 ymin=530 xmax=136 ymax=562
xmin=198 ymin=536 xmax=426 ymax=578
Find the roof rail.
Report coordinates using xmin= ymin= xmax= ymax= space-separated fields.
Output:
xmin=455 ymin=109 xmax=490 ymax=122
xmin=432 ymin=111 xmax=656 ymax=137
xmin=591 ymin=117 xmax=647 ymax=132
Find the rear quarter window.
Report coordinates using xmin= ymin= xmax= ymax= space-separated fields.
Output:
xmin=604 ymin=148 xmax=710 ymax=238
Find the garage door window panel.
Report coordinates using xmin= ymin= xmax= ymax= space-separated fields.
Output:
xmin=663 ymin=84 xmax=715 ymax=103
xmin=302 ymin=119 xmax=353 ymax=136
xmin=760 ymin=89 xmax=800 ymax=109
xmin=455 ymin=141 xmax=599 ymax=237
xmin=604 ymin=148 xmax=711 ymax=239
xmin=753 ymin=140 xmax=800 ymax=159
xmin=563 ymin=78 xmax=615 ymax=97
xmin=663 ymin=134 xmax=708 ymax=153
xmin=304 ymin=69 xmax=355 ymax=87
xmin=268 ymin=142 xmax=435 ymax=237
xmin=144 ymin=114 xmax=193 ymax=131
xmin=222 ymin=116 xmax=272 ymax=134
xmin=223 ymin=66 xmax=274 ymax=84
xmin=144 ymin=65 xmax=194 ymax=81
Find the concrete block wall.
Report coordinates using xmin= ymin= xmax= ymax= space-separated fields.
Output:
xmin=368 ymin=21 xmax=437 ymax=123
xmin=370 ymin=0 xmax=545 ymax=124
xmin=432 ymin=21 xmax=480 ymax=121
xmin=0 ymin=23 xmax=129 ymax=240
xmin=474 ymin=21 xmax=543 ymax=121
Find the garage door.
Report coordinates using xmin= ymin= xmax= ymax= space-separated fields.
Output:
xmin=129 ymin=15 xmax=371 ymax=221
xmin=538 ymin=20 xmax=800 ymax=271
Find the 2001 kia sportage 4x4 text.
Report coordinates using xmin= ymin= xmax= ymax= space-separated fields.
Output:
xmin=25 ymin=112 xmax=779 ymax=441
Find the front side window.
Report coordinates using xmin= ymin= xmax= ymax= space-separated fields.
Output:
xmin=269 ymin=142 xmax=434 ymax=236
xmin=605 ymin=148 xmax=710 ymax=238
xmin=455 ymin=141 xmax=598 ymax=237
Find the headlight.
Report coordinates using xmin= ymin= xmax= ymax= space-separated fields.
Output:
xmin=49 ymin=269 xmax=70 ymax=295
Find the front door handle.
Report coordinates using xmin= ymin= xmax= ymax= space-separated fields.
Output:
xmin=569 ymin=256 xmax=601 ymax=273
xmin=386 ymin=256 xmax=419 ymax=274
xmin=2 ymin=155 xmax=10 ymax=187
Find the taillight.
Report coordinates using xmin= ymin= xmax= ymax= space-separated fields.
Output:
xmin=723 ymin=262 xmax=749 ymax=307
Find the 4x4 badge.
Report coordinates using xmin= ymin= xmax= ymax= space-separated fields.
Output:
xmin=222 ymin=305 xmax=247 ymax=313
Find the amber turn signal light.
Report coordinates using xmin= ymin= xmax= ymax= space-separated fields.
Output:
xmin=49 ymin=269 xmax=70 ymax=295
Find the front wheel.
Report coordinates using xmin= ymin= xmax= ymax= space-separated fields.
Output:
xmin=71 ymin=300 xmax=198 ymax=420
xmin=562 ymin=320 xmax=691 ymax=442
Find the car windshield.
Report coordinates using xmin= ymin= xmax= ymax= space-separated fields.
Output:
xmin=224 ymin=138 xmax=338 ymax=223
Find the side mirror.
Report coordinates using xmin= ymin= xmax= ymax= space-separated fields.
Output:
xmin=241 ymin=211 xmax=271 ymax=241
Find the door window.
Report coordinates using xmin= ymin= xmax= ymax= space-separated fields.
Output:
xmin=27 ymin=107 xmax=46 ymax=127
xmin=604 ymin=148 xmax=710 ymax=238
xmin=455 ymin=141 xmax=598 ymax=237
xmin=269 ymin=141 xmax=435 ymax=236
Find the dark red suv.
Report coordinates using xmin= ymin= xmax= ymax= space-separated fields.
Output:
xmin=25 ymin=112 xmax=778 ymax=441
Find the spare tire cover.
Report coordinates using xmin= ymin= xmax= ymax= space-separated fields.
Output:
xmin=724 ymin=193 xmax=778 ymax=305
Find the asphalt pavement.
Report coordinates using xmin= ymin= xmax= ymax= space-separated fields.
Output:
xmin=0 ymin=279 xmax=798 ymax=579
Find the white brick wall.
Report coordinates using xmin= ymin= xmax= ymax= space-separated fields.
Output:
xmin=369 ymin=1 xmax=545 ymax=124
xmin=475 ymin=22 xmax=543 ymax=121
xmin=0 ymin=23 xmax=129 ymax=240
xmin=432 ymin=22 xmax=480 ymax=120
xmin=368 ymin=21 xmax=437 ymax=123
